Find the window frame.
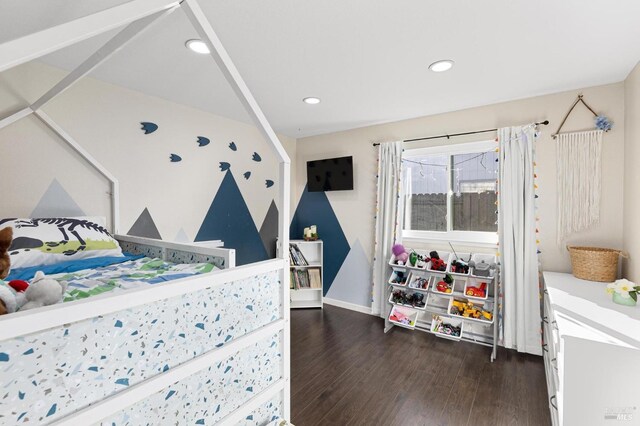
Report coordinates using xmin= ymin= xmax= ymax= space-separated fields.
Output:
xmin=401 ymin=140 xmax=499 ymax=246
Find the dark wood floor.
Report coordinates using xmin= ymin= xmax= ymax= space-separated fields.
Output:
xmin=291 ymin=305 xmax=551 ymax=426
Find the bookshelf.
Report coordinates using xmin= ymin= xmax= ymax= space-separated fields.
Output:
xmin=289 ymin=240 xmax=323 ymax=309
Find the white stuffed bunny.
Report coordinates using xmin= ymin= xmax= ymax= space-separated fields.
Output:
xmin=20 ymin=271 xmax=67 ymax=311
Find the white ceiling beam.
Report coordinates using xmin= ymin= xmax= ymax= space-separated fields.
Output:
xmin=182 ymin=0 xmax=291 ymax=164
xmin=31 ymin=7 xmax=177 ymax=111
xmin=0 ymin=107 xmax=33 ymax=132
xmin=0 ymin=0 xmax=179 ymax=74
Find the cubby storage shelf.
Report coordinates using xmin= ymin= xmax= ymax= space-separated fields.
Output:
xmin=289 ymin=240 xmax=323 ymax=309
xmin=385 ymin=247 xmax=499 ymax=361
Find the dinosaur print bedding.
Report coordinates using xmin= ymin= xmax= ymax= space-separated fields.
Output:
xmin=0 ymin=217 xmax=123 ymax=269
xmin=46 ymin=256 xmax=217 ymax=302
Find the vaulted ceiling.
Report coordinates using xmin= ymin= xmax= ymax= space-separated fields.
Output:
xmin=2 ymin=0 xmax=640 ymax=137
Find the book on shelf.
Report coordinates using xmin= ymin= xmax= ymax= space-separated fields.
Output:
xmin=289 ymin=243 xmax=309 ymax=266
xmin=308 ymin=268 xmax=322 ymax=289
xmin=291 ymin=269 xmax=314 ymax=289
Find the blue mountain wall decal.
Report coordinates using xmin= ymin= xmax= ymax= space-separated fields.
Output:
xmin=290 ymin=185 xmax=350 ymax=294
xmin=196 ymin=171 xmax=268 ymax=266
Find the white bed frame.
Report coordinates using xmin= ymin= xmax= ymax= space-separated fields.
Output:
xmin=0 ymin=1 xmax=291 ymax=424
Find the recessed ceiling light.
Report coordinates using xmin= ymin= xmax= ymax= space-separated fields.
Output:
xmin=429 ymin=60 xmax=454 ymax=72
xmin=185 ymin=39 xmax=210 ymax=54
xmin=303 ymin=97 xmax=321 ymax=105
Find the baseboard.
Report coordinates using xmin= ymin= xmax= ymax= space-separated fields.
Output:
xmin=323 ymin=297 xmax=373 ymax=315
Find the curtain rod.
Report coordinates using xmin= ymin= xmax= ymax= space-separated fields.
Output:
xmin=372 ymin=120 xmax=550 ymax=147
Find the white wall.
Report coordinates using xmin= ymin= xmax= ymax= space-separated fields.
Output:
xmin=0 ymin=61 xmax=295 ymax=245
xmin=295 ymin=82 xmax=625 ymax=306
xmin=623 ymin=62 xmax=640 ymax=281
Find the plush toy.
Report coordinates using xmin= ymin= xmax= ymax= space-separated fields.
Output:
xmin=392 ymin=243 xmax=409 ymax=264
xmin=0 ymin=227 xmax=12 ymax=280
xmin=0 ymin=227 xmax=17 ymax=315
xmin=0 ymin=282 xmax=26 ymax=315
xmin=20 ymin=271 xmax=67 ymax=311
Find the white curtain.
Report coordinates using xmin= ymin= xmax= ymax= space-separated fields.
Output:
xmin=556 ymin=130 xmax=603 ymax=245
xmin=498 ymin=125 xmax=542 ymax=355
xmin=371 ymin=141 xmax=403 ymax=317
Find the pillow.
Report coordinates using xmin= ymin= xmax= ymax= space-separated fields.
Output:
xmin=0 ymin=217 xmax=123 ymax=269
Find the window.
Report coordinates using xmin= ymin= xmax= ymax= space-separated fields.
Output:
xmin=402 ymin=140 xmax=498 ymax=243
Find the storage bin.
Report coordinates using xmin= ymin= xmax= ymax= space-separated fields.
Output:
xmin=388 ymin=289 xmax=427 ymax=310
xmin=447 ymin=252 xmax=472 ymax=276
xmin=388 ymin=306 xmax=418 ymax=329
xmin=426 ymin=250 xmax=451 ymax=273
xmin=406 ymin=273 xmax=430 ymax=291
xmin=431 ymin=315 xmax=463 ymax=340
xmin=431 ymin=274 xmax=455 ymax=295
xmin=448 ymin=297 xmax=494 ymax=324
xmin=463 ymin=278 xmax=490 ymax=300
xmin=388 ymin=270 xmax=410 ymax=286
xmin=469 ymin=253 xmax=497 ymax=279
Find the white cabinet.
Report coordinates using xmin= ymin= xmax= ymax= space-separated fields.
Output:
xmin=543 ymin=272 xmax=640 ymax=426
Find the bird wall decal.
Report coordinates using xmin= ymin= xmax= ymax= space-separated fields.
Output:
xmin=140 ymin=122 xmax=158 ymax=134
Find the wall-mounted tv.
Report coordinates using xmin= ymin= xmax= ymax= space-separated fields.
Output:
xmin=307 ymin=156 xmax=354 ymax=192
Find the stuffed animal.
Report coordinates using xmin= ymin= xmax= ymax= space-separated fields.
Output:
xmin=20 ymin=271 xmax=67 ymax=311
xmin=0 ymin=227 xmax=12 ymax=280
xmin=392 ymin=243 xmax=409 ymax=264
xmin=0 ymin=227 xmax=17 ymax=315
xmin=0 ymin=282 xmax=26 ymax=315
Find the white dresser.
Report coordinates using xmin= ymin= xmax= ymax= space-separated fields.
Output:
xmin=543 ymin=272 xmax=640 ymax=426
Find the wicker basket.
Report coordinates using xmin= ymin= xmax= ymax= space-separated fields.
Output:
xmin=566 ymin=246 xmax=626 ymax=282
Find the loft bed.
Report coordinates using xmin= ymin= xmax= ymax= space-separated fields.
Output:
xmin=0 ymin=0 xmax=292 ymax=425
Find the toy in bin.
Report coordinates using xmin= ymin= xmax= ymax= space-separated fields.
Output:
xmin=450 ymin=259 xmax=469 ymax=274
xmin=389 ymin=306 xmax=417 ymax=327
xmin=408 ymin=276 xmax=429 ymax=290
xmin=390 ymin=270 xmax=408 ymax=285
xmin=470 ymin=259 xmax=496 ymax=277
xmin=435 ymin=274 xmax=454 ymax=294
xmin=391 ymin=290 xmax=425 ymax=308
xmin=450 ymin=299 xmax=493 ymax=322
xmin=465 ymin=282 xmax=487 ymax=298
xmin=392 ymin=244 xmax=409 ymax=265
xmin=429 ymin=251 xmax=447 ymax=271
xmin=432 ymin=315 xmax=461 ymax=337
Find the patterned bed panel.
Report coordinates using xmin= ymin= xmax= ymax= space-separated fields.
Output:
xmin=117 ymin=241 xmax=228 ymax=269
xmin=118 ymin=241 xmax=164 ymax=259
xmin=166 ymin=248 xmax=227 ymax=269
xmin=100 ymin=332 xmax=283 ymax=425
xmin=0 ymin=271 xmax=281 ymax=425
xmin=237 ymin=394 xmax=284 ymax=426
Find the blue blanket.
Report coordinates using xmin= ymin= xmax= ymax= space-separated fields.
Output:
xmin=7 ymin=253 xmax=144 ymax=281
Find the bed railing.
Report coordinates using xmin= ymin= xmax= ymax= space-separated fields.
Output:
xmin=116 ymin=234 xmax=236 ymax=269
xmin=0 ymin=258 xmax=287 ymax=425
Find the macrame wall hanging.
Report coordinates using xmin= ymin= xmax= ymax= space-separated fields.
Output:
xmin=553 ymin=94 xmax=613 ymax=245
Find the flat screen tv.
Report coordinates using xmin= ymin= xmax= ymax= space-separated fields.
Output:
xmin=307 ymin=156 xmax=353 ymax=192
